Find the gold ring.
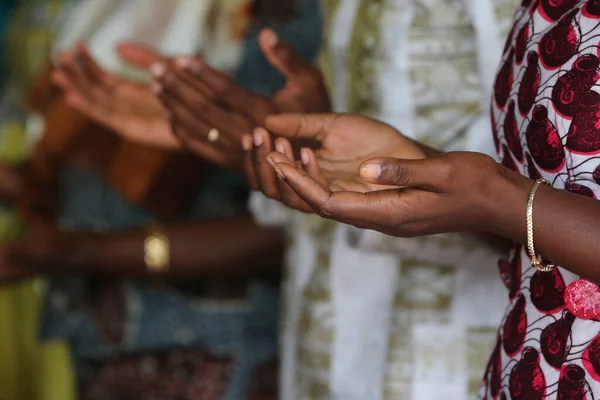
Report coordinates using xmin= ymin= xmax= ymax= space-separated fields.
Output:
xmin=207 ymin=128 xmax=220 ymax=143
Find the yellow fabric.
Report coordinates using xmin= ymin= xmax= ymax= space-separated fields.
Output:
xmin=0 ymin=281 xmax=77 ymax=400
xmin=0 ymin=135 xmax=77 ymax=400
xmin=0 ymin=1 xmax=77 ymax=399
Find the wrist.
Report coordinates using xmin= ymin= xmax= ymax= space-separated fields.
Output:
xmin=484 ymin=164 xmax=533 ymax=244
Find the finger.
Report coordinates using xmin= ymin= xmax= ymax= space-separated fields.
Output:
xmin=51 ymin=69 xmax=99 ymax=118
xmin=252 ymin=127 xmax=280 ymax=199
xmin=265 ymin=113 xmax=338 ymax=141
xmin=272 ymin=161 xmax=409 ymax=226
xmin=174 ymin=56 xmax=271 ymax=122
xmin=116 ymin=42 xmax=166 ymax=68
xmin=75 ymin=42 xmax=107 ymax=84
xmin=156 ymin=59 xmax=215 ymax=98
xmin=56 ymin=50 xmax=84 ymax=86
xmin=299 ymin=147 xmax=326 ymax=185
xmin=359 ymin=157 xmax=450 ymax=191
xmin=242 ymin=134 xmax=259 ymax=190
xmin=163 ymin=92 xmax=244 ymax=167
xmin=50 ymin=69 xmax=75 ymax=91
xmin=152 ymin=61 xmax=215 ymax=101
xmin=157 ymin=68 xmax=250 ymax=139
xmin=258 ymin=28 xmax=318 ymax=82
xmin=171 ymin=123 xmax=226 ymax=164
xmin=272 ymin=139 xmax=313 ymax=212
xmin=159 ymin=92 xmax=214 ymax=141
xmin=57 ymin=50 xmax=96 ymax=99
xmin=267 ymin=159 xmax=347 ymax=219
xmin=159 ymin=91 xmax=239 ymax=152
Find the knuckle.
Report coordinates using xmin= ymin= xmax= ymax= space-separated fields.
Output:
xmin=439 ymin=161 xmax=456 ymax=186
xmin=382 ymin=163 xmax=411 ymax=185
xmin=294 ymin=114 xmax=310 ymax=138
xmin=315 ymin=197 xmax=337 ymax=219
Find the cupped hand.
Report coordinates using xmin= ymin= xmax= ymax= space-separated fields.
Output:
xmin=266 ymin=150 xmax=522 ymax=238
xmin=51 ymin=42 xmax=178 ymax=149
xmin=243 ymin=113 xmax=427 ymax=212
xmin=150 ymin=28 xmax=331 ymax=170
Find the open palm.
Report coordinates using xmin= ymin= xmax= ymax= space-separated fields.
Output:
xmin=265 ymin=113 xmax=427 ymax=192
xmin=51 ymin=43 xmax=177 ymax=148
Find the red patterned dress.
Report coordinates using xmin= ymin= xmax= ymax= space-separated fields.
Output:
xmin=482 ymin=0 xmax=600 ymax=398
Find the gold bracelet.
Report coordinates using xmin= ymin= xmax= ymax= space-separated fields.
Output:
xmin=526 ymin=179 xmax=555 ymax=272
xmin=144 ymin=224 xmax=170 ymax=274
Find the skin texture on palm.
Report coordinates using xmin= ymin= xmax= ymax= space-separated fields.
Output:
xmin=51 ymin=43 xmax=179 ymax=149
xmin=240 ymin=113 xmax=426 ymax=212
xmin=53 ymin=29 xmax=331 ymax=170
xmin=262 ymin=113 xmax=600 ymax=282
xmin=51 ymin=43 xmax=175 ymax=146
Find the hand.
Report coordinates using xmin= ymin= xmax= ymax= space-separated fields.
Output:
xmin=150 ymin=28 xmax=331 ymax=170
xmin=245 ymin=113 xmax=426 ymax=212
xmin=51 ymin=42 xmax=178 ymax=149
xmin=266 ymin=150 xmax=523 ymax=238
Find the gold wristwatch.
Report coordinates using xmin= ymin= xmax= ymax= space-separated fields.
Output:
xmin=144 ymin=224 xmax=170 ymax=274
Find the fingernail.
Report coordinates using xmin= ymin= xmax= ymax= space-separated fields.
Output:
xmin=253 ymin=132 xmax=264 ymax=147
xmin=242 ymin=136 xmax=252 ymax=151
xmin=264 ymin=29 xmax=279 ymax=48
xmin=275 ymin=141 xmax=285 ymax=154
xmin=300 ymin=148 xmax=309 ymax=165
xmin=360 ymin=163 xmax=381 ymax=180
xmin=175 ymin=57 xmax=192 ymax=70
xmin=150 ymin=63 xmax=165 ymax=77
xmin=151 ymin=81 xmax=162 ymax=94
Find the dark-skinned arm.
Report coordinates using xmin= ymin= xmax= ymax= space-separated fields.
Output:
xmin=6 ymin=214 xmax=283 ymax=279
xmin=402 ymin=142 xmax=514 ymax=256
xmin=491 ymin=168 xmax=600 ymax=282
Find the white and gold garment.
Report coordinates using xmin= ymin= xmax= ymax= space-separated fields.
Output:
xmin=250 ymin=0 xmax=521 ymax=399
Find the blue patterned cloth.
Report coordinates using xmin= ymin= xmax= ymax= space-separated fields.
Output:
xmin=39 ymin=2 xmax=322 ymax=398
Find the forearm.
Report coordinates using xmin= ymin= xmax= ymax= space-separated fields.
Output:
xmin=490 ymin=168 xmax=600 ymax=282
xmin=67 ymin=215 xmax=283 ymax=278
xmin=0 ymin=164 xmax=23 ymax=203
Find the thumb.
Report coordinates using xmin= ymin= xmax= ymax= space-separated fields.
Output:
xmin=116 ymin=42 xmax=165 ymax=68
xmin=258 ymin=28 xmax=316 ymax=81
xmin=359 ymin=157 xmax=449 ymax=191
xmin=265 ymin=113 xmax=336 ymax=141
